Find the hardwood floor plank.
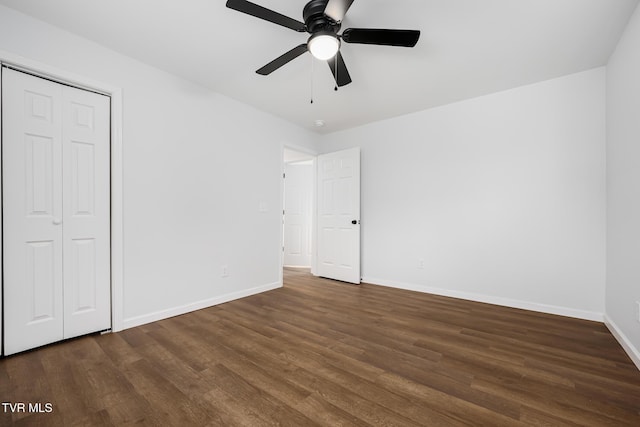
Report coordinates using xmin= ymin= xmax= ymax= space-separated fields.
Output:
xmin=40 ymin=351 xmax=92 ymax=421
xmin=519 ymin=405 xmax=584 ymax=427
xmin=201 ymin=375 xmax=281 ymax=427
xmin=472 ymin=376 xmax=633 ymax=426
xmin=292 ymin=394 xmax=371 ymax=427
xmin=279 ymin=349 xmax=469 ymax=426
xmin=119 ymin=358 xmax=216 ymax=425
xmin=374 ymin=372 xmax=527 ymax=426
xmin=289 ymin=366 xmax=425 ymax=426
xmin=94 ymin=332 xmax=143 ymax=368
xmin=211 ymin=364 xmax=318 ymax=426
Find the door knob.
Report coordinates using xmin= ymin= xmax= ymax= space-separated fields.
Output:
xmin=351 ymin=220 xmax=359 ymax=225
xmin=52 ymin=218 xmax=62 ymax=225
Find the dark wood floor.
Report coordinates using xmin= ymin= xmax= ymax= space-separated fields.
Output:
xmin=1 ymin=268 xmax=639 ymax=426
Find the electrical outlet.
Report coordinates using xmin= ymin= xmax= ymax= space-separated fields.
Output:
xmin=417 ymin=258 xmax=425 ymax=269
xmin=221 ymin=265 xmax=229 ymax=278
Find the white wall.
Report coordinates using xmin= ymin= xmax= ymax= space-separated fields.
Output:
xmin=606 ymin=3 xmax=640 ymax=367
xmin=319 ymin=68 xmax=607 ymax=320
xmin=0 ymin=5 xmax=317 ymax=329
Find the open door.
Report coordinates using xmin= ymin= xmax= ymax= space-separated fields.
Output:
xmin=316 ymin=147 xmax=361 ymax=284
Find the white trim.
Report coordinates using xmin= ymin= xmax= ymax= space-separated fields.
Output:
xmin=279 ymin=145 xmax=285 ymax=288
xmin=310 ymin=156 xmax=317 ymax=276
xmin=0 ymin=49 xmax=125 ymax=333
xmin=283 ymin=143 xmax=317 ymax=159
xmin=110 ymin=90 xmax=124 ymax=332
xmin=604 ymin=315 xmax=640 ymax=371
xmin=0 ymin=66 xmax=3 ymax=355
xmin=362 ymin=276 xmax=604 ymax=322
xmin=122 ymin=282 xmax=282 ymax=329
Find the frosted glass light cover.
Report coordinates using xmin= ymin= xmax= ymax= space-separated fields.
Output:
xmin=308 ymin=34 xmax=340 ymax=60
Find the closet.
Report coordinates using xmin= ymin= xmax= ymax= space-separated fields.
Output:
xmin=2 ymin=67 xmax=111 ymax=355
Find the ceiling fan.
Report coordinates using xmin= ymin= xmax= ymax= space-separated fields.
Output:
xmin=226 ymin=0 xmax=421 ymax=87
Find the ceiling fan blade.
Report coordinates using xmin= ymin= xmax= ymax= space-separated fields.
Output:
xmin=324 ymin=0 xmax=355 ymax=22
xmin=226 ymin=0 xmax=306 ymax=32
xmin=342 ymin=28 xmax=420 ymax=47
xmin=256 ymin=44 xmax=308 ymax=75
xmin=327 ymin=51 xmax=352 ymax=87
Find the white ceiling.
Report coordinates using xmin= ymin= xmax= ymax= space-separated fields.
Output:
xmin=1 ymin=0 xmax=637 ymax=134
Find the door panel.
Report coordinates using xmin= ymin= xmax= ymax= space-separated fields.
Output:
xmin=26 ymin=134 xmax=56 ymax=216
xmin=62 ymin=84 xmax=111 ymax=339
xmin=317 ymin=147 xmax=360 ymax=284
xmin=69 ymin=238 xmax=97 ymax=312
xmin=26 ymin=240 xmax=57 ymax=321
xmin=3 ymin=68 xmax=64 ymax=355
xmin=70 ymin=141 xmax=96 ymax=216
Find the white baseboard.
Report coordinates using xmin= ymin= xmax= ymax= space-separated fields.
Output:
xmin=604 ymin=315 xmax=640 ymax=371
xmin=362 ymin=276 xmax=603 ymax=322
xmin=122 ymin=282 xmax=282 ymax=330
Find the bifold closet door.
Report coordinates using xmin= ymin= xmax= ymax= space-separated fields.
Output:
xmin=61 ymin=80 xmax=111 ymax=339
xmin=2 ymin=68 xmax=111 ymax=355
xmin=3 ymin=69 xmax=64 ymax=354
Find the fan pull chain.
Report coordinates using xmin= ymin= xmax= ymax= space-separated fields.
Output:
xmin=334 ymin=54 xmax=338 ymax=91
xmin=310 ymin=54 xmax=314 ymax=104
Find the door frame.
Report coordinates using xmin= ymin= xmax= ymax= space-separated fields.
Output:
xmin=0 ymin=50 xmax=125 ymax=343
xmin=281 ymin=144 xmax=318 ymax=283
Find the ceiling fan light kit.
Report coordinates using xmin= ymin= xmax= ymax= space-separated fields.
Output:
xmin=226 ymin=0 xmax=420 ymax=88
xmin=308 ymin=32 xmax=340 ymax=60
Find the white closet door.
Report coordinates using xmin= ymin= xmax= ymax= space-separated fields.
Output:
xmin=3 ymin=68 xmax=65 ymax=355
xmin=2 ymin=68 xmax=111 ymax=355
xmin=62 ymin=84 xmax=111 ymax=339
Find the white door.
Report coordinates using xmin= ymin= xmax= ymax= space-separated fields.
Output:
xmin=3 ymin=69 xmax=64 ymax=354
xmin=2 ymin=68 xmax=110 ymax=355
xmin=284 ymin=162 xmax=313 ymax=267
xmin=316 ymin=147 xmax=361 ymax=284
xmin=61 ymin=81 xmax=111 ymax=339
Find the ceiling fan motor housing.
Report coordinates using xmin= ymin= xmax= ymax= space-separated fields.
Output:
xmin=303 ymin=0 xmax=341 ymax=34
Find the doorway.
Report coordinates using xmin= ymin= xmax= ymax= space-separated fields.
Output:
xmin=283 ymin=148 xmax=316 ymax=275
xmin=281 ymin=146 xmax=362 ymax=284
